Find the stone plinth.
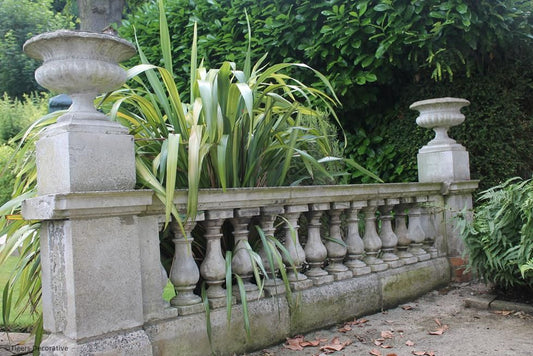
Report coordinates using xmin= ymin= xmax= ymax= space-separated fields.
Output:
xmin=411 ymin=97 xmax=477 ymax=280
xmin=22 ymin=30 xmax=153 ymax=355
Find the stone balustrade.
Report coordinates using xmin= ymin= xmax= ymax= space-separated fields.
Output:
xmin=22 ymin=180 xmax=477 ymax=355
xmin=155 ymin=181 xmax=475 ymax=315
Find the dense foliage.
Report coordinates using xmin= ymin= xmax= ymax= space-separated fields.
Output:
xmin=121 ymin=0 xmax=533 ymax=188
xmin=0 ymin=0 xmax=73 ymax=98
xmin=0 ymin=145 xmax=15 ymax=206
xmin=347 ymin=45 xmax=533 ymax=190
xmin=459 ymin=177 xmax=533 ymax=290
xmin=121 ymin=0 xmax=532 ymax=113
xmin=0 ymin=93 xmax=48 ymax=206
xmin=104 ymin=2 xmax=355 ymax=221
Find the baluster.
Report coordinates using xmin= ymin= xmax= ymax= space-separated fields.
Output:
xmin=345 ymin=201 xmax=371 ymax=275
xmin=362 ymin=200 xmax=388 ymax=272
xmin=421 ymin=200 xmax=439 ymax=258
xmin=325 ymin=202 xmax=353 ymax=280
xmin=407 ymin=198 xmax=431 ymax=261
xmin=305 ymin=203 xmax=334 ymax=285
xmin=231 ymin=208 xmax=261 ymax=301
xmin=283 ymin=205 xmax=313 ymax=291
xmin=258 ymin=206 xmax=285 ymax=297
xmin=169 ymin=215 xmax=204 ymax=314
xmin=379 ymin=199 xmax=403 ymax=268
xmin=200 ymin=209 xmax=233 ymax=308
xmin=394 ymin=198 xmax=418 ymax=264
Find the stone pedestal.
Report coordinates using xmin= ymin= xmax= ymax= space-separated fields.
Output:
xmin=411 ymin=97 xmax=477 ymax=281
xmin=23 ymin=193 xmax=156 ymax=355
xmin=22 ymin=30 xmax=155 ymax=355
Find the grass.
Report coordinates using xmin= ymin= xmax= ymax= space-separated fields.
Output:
xmin=0 ymin=255 xmax=38 ymax=332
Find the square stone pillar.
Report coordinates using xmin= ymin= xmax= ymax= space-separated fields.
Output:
xmin=22 ymin=30 xmax=160 ymax=355
xmin=23 ymin=192 xmax=158 ymax=355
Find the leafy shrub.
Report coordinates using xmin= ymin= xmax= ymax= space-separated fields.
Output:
xmin=121 ymin=0 xmax=533 ymax=188
xmin=0 ymin=93 xmax=49 ymax=143
xmin=346 ymin=44 xmax=533 ymax=190
xmin=0 ymin=93 xmax=48 ymax=206
xmin=120 ymin=0 xmax=533 ymax=118
xmin=459 ymin=177 xmax=533 ymax=290
xmin=0 ymin=145 xmax=15 ymax=206
xmin=0 ymin=0 xmax=73 ymax=98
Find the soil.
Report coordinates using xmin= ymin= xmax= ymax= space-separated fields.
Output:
xmin=246 ymin=282 xmax=533 ymax=356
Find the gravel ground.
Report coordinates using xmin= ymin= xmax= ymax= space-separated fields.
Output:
xmin=246 ymin=282 xmax=533 ymax=356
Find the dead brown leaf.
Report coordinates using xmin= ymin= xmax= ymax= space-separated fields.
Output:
xmin=338 ymin=324 xmax=352 ymax=333
xmin=284 ymin=336 xmax=304 ymax=351
xmin=374 ymin=340 xmax=383 ymax=346
xmin=319 ymin=337 xmax=352 ymax=353
xmin=284 ymin=335 xmax=325 ymax=350
xmin=386 ymin=354 xmax=398 ymax=356
xmin=381 ymin=344 xmax=393 ymax=349
xmin=381 ymin=330 xmax=394 ymax=339
xmin=494 ymin=310 xmax=514 ymax=316
xmin=405 ymin=340 xmax=415 ymax=346
xmin=429 ymin=323 xmax=449 ymax=335
xmin=412 ymin=350 xmax=436 ymax=356
xmin=401 ymin=305 xmax=413 ymax=310
xmin=300 ymin=339 xmax=321 ymax=347
xmin=428 ymin=328 xmax=446 ymax=335
xmin=369 ymin=349 xmax=382 ymax=356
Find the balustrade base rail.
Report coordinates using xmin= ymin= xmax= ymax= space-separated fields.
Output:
xmin=146 ymin=258 xmax=449 ymax=356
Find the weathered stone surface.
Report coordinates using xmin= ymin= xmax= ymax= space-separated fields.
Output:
xmin=40 ymin=217 xmax=145 ymax=340
xmin=145 ymin=259 xmax=450 ymax=356
xmin=39 ymin=329 xmax=152 ymax=356
xmin=36 ymin=129 xmax=135 ymax=195
xmin=381 ymin=258 xmax=450 ymax=308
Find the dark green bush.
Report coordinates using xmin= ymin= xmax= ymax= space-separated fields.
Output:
xmin=121 ymin=0 xmax=532 ymax=111
xmin=459 ymin=177 xmax=533 ymax=290
xmin=121 ymin=0 xmax=533 ymax=189
xmin=347 ymin=46 xmax=533 ymax=190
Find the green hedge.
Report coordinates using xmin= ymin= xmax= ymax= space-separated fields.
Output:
xmin=347 ymin=46 xmax=533 ymax=191
xmin=121 ymin=0 xmax=533 ymax=189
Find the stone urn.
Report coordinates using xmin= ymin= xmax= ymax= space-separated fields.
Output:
xmin=22 ymin=30 xmax=137 ymax=194
xmin=410 ymin=97 xmax=471 ymax=182
xmin=410 ymin=97 xmax=470 ymax=148
xmin=23 ymin=30 xmax=135 ymax=128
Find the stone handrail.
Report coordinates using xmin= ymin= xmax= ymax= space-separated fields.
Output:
xmin=139 ymin=180 xmax=476 ymax=314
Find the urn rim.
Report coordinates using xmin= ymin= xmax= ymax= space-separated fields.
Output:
xmin=23 ymin=29 xmax=136 ymax=62
xmin=409 ymin=97 xmax=470 ymax=111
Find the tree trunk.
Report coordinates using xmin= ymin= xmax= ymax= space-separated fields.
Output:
xmin=78 ymin=0 xmax=125 ymax=33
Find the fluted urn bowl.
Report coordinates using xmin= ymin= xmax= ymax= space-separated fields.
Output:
xmin=409 ymin=97 xmax=470 ymax=146
xmin=23 ymin=30 xmax=136 ymax=123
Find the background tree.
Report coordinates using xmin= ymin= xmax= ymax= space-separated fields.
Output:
xmin=0 ymin=0 xmax=73 ymax=98
xmin=78 ymin=0 xmax=125 ymax=32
